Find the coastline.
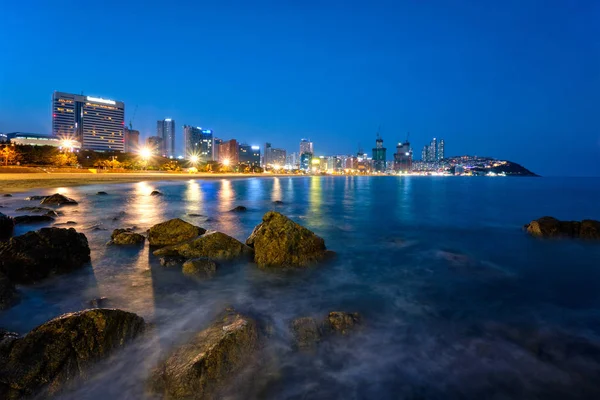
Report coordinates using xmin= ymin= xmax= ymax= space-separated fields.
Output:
xmin=0 ymin=172 xmax=293 ymax=194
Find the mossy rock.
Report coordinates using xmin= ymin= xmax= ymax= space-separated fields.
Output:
xmin=323 ymin=312 xmax=362 ymax=335
xmin=110 ymin=229 xmax=145 ymax=246
xmin=182 ymin=258 xmax=218 ymax=277
xmin=246 ymin=211 xmax=328 ymax=268
xmin=148 ymin=218 xmax=206 ymax=247
xmin=525 ymin=217 xmax=600 ymax=239
xmin=291 ymin=317 xmax=321 ymax=349
xmin=154 ymin=231 xmax=253 ymax=261
xmin=149 ymin=309 xmax=258 ymax=399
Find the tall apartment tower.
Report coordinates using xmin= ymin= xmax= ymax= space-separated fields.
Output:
xmin=157 ymin=119 xmax=176 ymax=158
xmin=183 ymin=126 xmax=213 ymax=161
xmin=437 ymin=139 xmax=445 ymax=161
xmin=300 ymin=139 xmax=313 ymax=155
xmin=372 ymin=134 xmax=387 ymax=172
xmin=123 ymin=127 xmax=139 ymax=153
xmin=52 ymin=91 xmax=125 ymax=152
xmin=393 ymin=141 xmax=412 ymax=172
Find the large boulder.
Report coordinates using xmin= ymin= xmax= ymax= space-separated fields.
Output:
xmin=0 ymin=271 xmax=17 ymax=310
xmin=0 ymin=309 xmax=145 ymax=398
xmin=0 ymin=213 xmax=14 ymax=241
xmin=40 ymin=193 xmax=78 ymax=206
xmin=246 ymin=211 xmax=328 ymax=268
xmin=525 ymin=217 xmax=600 ymax=239
xmin=109 ymin=228 xmax=145 ymax=246
xmin=13 ymin=215 xmax=55 ymax=225
xmin=148 ymin=218 xmax=206 ymax=247
xmin=153 ymin=231 xmax=253 ymax=261
xmin=182 ymin=258 xmax=218 ymax=277
xmin=149 ymin=309 xmax=257 ymax=400
xmin=0 ymin=227 xmax=91 ymax=284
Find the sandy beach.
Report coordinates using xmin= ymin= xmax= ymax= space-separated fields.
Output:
xmin=0 ymin=172 xmax=290 ymax=194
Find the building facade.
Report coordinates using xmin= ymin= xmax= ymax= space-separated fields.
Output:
xmin=300 ymin=139 xmax=313 ymax=156
xmin=123 ymin=127 xmax=139 ymax=153
xmin=393 ymin=141 xmax=412 ymax=172
xmin=7 ymin=132 xmax=81 ymax=149
xmin=372 ymin=134 xmax=387 ymax=172
xmin=156 ymin=119 xmax=176 ymax=158
xmin=213 ymin=138 xmax=223 ymax=161
xmin=52 ymin=91 xmax=125 ymax=152
xmin=300 ymin=152 xmax=313 ymax=171
xmin=146 ymin=136 xmax=163 ymax=153
xmin=218 ymin=139 xmax=239 ymax=165
xmin=264 ymin=142 xmax=287 ymax=168
xmin=239 ymin=144 xmax=261 ymax=167
xmin=183 ymin=126 xmax=213 ymax=161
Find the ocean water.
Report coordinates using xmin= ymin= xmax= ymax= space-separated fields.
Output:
xmin=1 ymin=176 xmax=600 ymax=399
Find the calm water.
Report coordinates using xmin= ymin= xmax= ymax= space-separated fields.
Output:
xmin=2 ymin=176 xmax=600 ymax=399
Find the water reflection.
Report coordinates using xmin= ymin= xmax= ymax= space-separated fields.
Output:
xmin=308 ymin=176 xmax=323 ymax=225
xmin=184 ymin=180 xmax=204 ymax=216
xmin=129 ymin=181 xmax=165 ymax=227
xmin=271 ymin=178 xmax=282 ymax=202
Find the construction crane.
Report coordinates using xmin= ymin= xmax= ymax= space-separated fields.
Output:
xmin=129 ymin=105 xmax=138 ymax=130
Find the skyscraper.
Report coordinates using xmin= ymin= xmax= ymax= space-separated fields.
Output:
xmin=218 ymin=139 xmax=239 ymax=165
xmin=146 ymin=136 xmax=163 ymax=152
xmin=183 ymin=126 xmax=213 ymax=161
xmin=239 ymin=144 xmax=261 ymax=167
xmin=264 ymin=142 xmax=287 ymax=168
xmin=300 ymin=139 xmax=313 ymax=156
xmin=429 ymin=138 xmax=438 ymax=162
xmin=393 ymin=141 xmax=412 ymax=172
xmin=123 ymin=127 xmax=139 ymax=153
xmin=156 ymin=119 xmax=176 ymax=158
xmin=213 ymin=138 xmax=223 ymax=161
xmin=437 ymin=139 xmax=445 ymax=161
xmin=52 ymin=91 xmax=125 ymax=152
xmin=372 ymin=134 xmax=387 ymax=172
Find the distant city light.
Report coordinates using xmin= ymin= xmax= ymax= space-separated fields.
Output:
xmin=222 ymin=158 xmax=230 ymax=166
xmin=61 ymin=139 xmax=74 ymax=149
xmin=165 ymin=118 xmax=172 ymax=121
xmin=139 ymin=147 xmax=152 ymax=159
xmin=86 ymin=96 xmax=116 ymax=105
xmin=189 ymin=155 xmax=199 ymax=164
xmin=251 ymin=146 xmax=260 ymax=150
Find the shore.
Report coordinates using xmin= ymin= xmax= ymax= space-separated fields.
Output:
xmin=0 ymin=172 xmax=291 ymax=194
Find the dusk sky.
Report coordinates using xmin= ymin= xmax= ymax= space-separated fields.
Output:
xmin=1 ymin=0 xmax=598 ymax=176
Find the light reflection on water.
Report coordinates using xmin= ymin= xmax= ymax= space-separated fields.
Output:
xmin=1 ymin=176 xmax=600 ymax=399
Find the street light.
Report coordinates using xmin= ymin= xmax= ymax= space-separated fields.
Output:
xmin=189 ymin=155 xmax=199 ymax=165
xmin=61 ymin=139 xmax=74 ymax=152
xmin=222 ymin=158 xmax=230 ymax=167
xmin=139 ymin=147 xmax=152 ymax=159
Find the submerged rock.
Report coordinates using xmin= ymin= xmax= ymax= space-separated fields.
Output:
xmin=525 ymin=217 xmax=600 ymax=239
xmin=15 ymin=206 xmax=55 ymax=213
xmin=13 ymin=215 xmax=55 ymax=224
xmin=182 ymin=258 xmax=218 ymax=277
xmin=0 ymin=227 xmax=90 ymax=284
xmin=159 ymin=256 xmax=187 ymax=267
xmin=154 ymin=231 xmax=253 ymax=261
xmin=0 ymin=271 xmax=17 ymax=310
xmin=291 ymin=317 xmax=321 ymax=349
xmin=24 ymin=195 xmax=47 ymax=201
xmin=96 ymin=191 xmax=108 ymax=195
xmin=149 ymin=309 xmax=257 ymax=400
xmin=272 ymin=200 xmax=284 ymax=205
xmin=150 ymin=190 xmax=163 ymax=196
xmin=323 ymin=312 xmax=362 ymax=335
xmin=230 ymin=205 xmax=247 ymax=212
xmin=2 ymin=194 xmax=12 ymax=197
xmin=246 ymin=211 xmax=328 ymax=268
xmin=0 ymin=309 xmax=145 ymax=398
xmin=0 ymin=213 xmax=14 ymax=241
xmin=148 ymin=218 xmax=206 ymax=247
xmin=40 ymin=193 xmax=78 ymax=206
xmin=109 ymin=228 xmax=145 ymax=246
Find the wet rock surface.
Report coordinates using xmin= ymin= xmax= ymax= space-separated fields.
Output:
xmin=150 ymin=190 xmax=163 ymax=196
xmin=40 ymin=193 xmax=78 ymax=206
xmin=0 ymin=309 xmax=145 ymax=398
xmin=109 ymin=228 xmax=146 ymax=246
xmin=13 ymin=215 xmax=55 ymax=224
xmin=96 ymin=191 xmax=108 ymax=195
xmin=15 ymin=206 xmax=55 ymax=213
xmin=24 ymin=195 xmax=47 ymax=201
xmin=148 ymin=218 xmax=206 ymax=247
xmin=291 ymin=317 xmax=321 ymax=349
xmin=0 ymin=271 xmax=17 ymax=310
xmin=0 ymin=213 xmax=14 ymax=241
xmin=323 ymin=312 xmax=362 ymax=335
xmin=149 ymin=309 xmax=258 ymax=400
xmin=230 ymin=205 xmax=247 ymax=212
xmin=182 ymin=258 xmax=218 ymax=277
xmin=525 ymin=216 xmax=600 ymax=239
xmin=0 ymin=227 xmax=91 ymax=284
xmin=246 ymin=211 xmax=328 ymax=268
xmin=154 ymin=231 xmax=253 ymax=261
xmin=159 ymin=256 xmax=187 ymax=267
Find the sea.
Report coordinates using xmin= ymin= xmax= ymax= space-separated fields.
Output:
xmin=1 ymin=176 xmax=600 ymax=399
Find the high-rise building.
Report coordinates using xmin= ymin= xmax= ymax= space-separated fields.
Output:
xmin=438 ymin=139 xmax=445 ymax=161
xmin=264 ymin=142 xmax=286 ymax=168
xmin=183 ymin=126 xmax=213 ymax=161
xmin=421 ymin=138 xmax=444 ymax=162
xmin=239 ymin=144 xmax=261 ymax=167
xmin=300 ymin=152 xmax=313 ymax=171
xmin=156 ymin=119 xmax=176 ymax=158
xmin=429 ymin=138 xmax=438 ymax=162
xmin=52 ymin=91 xmax=125 ymax=152
xmin=213 ymin=138 xmax=223 ymax=161
xmin=285 ymin=152 xmax=299 ymax=169
xmin=123 ymin=127 xmax=139 ymax=153
xmin=218 ymin=139 xmax=239 ymax=165
xmin=146 ymin=136 xmax=163 ymax=152
xmin=372 ymin=134 xmax=387 ymax=172
xmin=393 ymin=141 xmax=412 ymax=172
xmin=300 ymin=139 xmax=313 ymax=156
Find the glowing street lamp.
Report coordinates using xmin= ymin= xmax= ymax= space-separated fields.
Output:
xmin=222 ymin=158 xmax=230 ymax=167
xmin=61 ymin=139 xmax=74 ymax=152
xmin=189 ymin=155 xmax=199 ymax=165
xmin=139 ymin=147 xmax=152 ymax=160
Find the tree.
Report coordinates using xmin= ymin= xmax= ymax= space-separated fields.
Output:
xmin=51 ymin=152 xmax=78 ymax=167
xmin=1 ymin=145 xmax=20 ymax=166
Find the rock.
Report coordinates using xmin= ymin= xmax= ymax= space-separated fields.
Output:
xmin=88 ymin=297 xmax=109 ymax=308
xmin=96 ymin=191 xmax=108 ymax=195
xmin=109 ymin=228 xmax=145 ymax=246
xmin=525 ymin=217 xmax=600 ymax=239
xmin=246 ymin=211 xmax=328 ymax=268
xmin=154 ymin=231 xmax=253 ymax=261
xmin=40 ymin=193 xmax=78 ymax=206
xmin=2 ymin=194 xmax=12 ymax=197
xmin=188 ymin=213 xmax=205 ymax=217
xmin=230 ymin=205 xmax=247 ymax=212
xmin=150 ymin=190 xmax=163 ymax=196
xmin=182 ymin=258 xmax=218 ymax=277
xmin=0 ymin=309 xmax=145 ymax=398
xmin=291 ymin=317 xmax=321 ymax=349
xmin=15 ymin=206 xmax=55 ymax=213
xmin=55 ymin=221 xmax=77 ymax=226
xmin=148 ymin=309 xmax=257 ymax=400
xmin=272 ymin=200 xmax=284 ymax=205
xmin=324 ymin=312 xmax=362 ymax=335
xmin=24 ymin=195 xmax=47 ymax=201
xmin=46 ymin=210 xmax=60 ymax=217
xmin=148 ymin=218 xmax=206 ymax=247
xmin=0 ymin=328 xmax=19 ymax=344
xmin=0 ymin=227 xmax=91 ymax=284
xmin=159 ymin=256 xmax=187 ymax=267
xmin=0 ymin=271 xmax=17 ymax=310
xmin=0 ymin=213 xmax=14 ymax=241
xmin=13 ymin=215 xmax=55 ymax=224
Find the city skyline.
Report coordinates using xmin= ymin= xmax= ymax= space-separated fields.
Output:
xmin=1 ymin=1 xmax=598 ymax=176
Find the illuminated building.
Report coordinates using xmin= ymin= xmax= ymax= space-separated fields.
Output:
xmin=123 ymin=127 xmax=139 ymax=153
xmin=300 ymin=139 xmax=313 ymax=156
xmin=156 ymin=118 xmax=176 ymax=158
xmin=146 ymin=136 xmax=163 ymax=152
xmin=438 ymin=139 xmax=445 ymax=160
xmin=264 ymin=142 xmax=287 ymax=167
xmin=286 ymin=152 xmax=299 ymax=169
xmin=213 ymin=138 xmax=223 ymax=161
xmin=183 ymin=126 xmax=213 ymax=161
xmin=372 ymin=134 xmax=386 ymax=172
xmin=218 ymin=139 xmax=239 ymax=165
xmin=7 ymin=132 xmax=81 ymax=149
xmin=52 ymin=91 xmax=125 ymax=152
xmin=300 ymin=152 xmax=313 ymax=171
xmin=393 ymin=141 xmax=412 ymax=172
xmin=239 ymin=144 xmax=261 ymax=167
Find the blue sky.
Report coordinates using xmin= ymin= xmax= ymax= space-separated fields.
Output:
xmin=1 ymin=0 xmax=598 ymax=176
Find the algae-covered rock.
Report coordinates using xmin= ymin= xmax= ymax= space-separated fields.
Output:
xmin=109 ymin=228 xmax=145 ymax=246
xmin=0 ymin=213 xmax=14 ymax=241
xmin=40 ymin=193 xmax=78 ymax=206
xmin=0 ymin=227 xmax=90 ymax=284
xmin=148 ymin=218 xmax=206 ymax=247
xmin=159 ymin=256 xmax=186 ymax=268
xmin=246 ymin=211 xmax=328 ymax=268
xmin=182 ymin=258 xmax=218 ymax=277
xmin=324 ymin=312 xmax=362 ymax=335
xmin=0 ymin=271 xmax=17 ymax=310
xmin=149 ymin=309 xmax=258 ymax=400
xmin=0 ymin=309 xmax=145 ymax=398
xmin=525 ymin=217 xmax=600 ymax=239
xmin=154 ymin=231 xmax=253 ymax=261
xmin=291 ymin=317 xmax=321 ymax=349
